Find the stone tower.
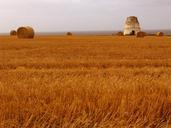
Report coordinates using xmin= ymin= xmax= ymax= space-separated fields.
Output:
xmin=124 ymin=16 xmax=141 ymax=35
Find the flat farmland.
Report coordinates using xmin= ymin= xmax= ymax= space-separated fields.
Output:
xmin=0 ymin=36 xmax=171 ymax=128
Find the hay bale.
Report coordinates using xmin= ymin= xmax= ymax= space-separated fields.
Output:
xmin=136 ymin=31 xmax=146 ymax=38
xmin=17 ymin=26 xmax=35 ymax=39
xmin=116 ymin=31 xmax=124 ymax=36
xmin=10 ymin=30 xmax=17 ymax=36
xmin=67 ymin=32 xmax=73 ymax=36
xmin=156 ymin=32 xmax=164 ymax=37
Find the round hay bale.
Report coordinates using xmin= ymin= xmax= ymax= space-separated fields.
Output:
xmin=67 ymin=32 xmax=73 ymax=36
xmin=10 ymin=30 xmax=17 ymax=36
xmin=116 ymin=31 xmax=124 ymax=36
xmin=17 ymin=26 xmax=35 ymax=39
xmin=136 ymin=31 xmax=146 ymax=38
xmin=156 ymin=32 xmax=164 ymax=37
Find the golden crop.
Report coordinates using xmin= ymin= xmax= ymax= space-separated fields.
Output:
xmin=0 ymin=36 xmax=171 ymax=128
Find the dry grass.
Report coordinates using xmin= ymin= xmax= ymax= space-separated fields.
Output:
xmin=0 ymin=36 xmax=171 ymax=128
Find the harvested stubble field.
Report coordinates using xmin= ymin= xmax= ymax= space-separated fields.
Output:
xmin=0 ymin=35 xmax=171 ymax=128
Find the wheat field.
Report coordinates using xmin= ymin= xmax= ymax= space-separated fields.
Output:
xmin=0 ymin=35 xmax=171 ymax=128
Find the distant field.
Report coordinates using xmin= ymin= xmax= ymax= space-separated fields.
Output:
xmin=0 ymin=36 xmax=171 ymax=128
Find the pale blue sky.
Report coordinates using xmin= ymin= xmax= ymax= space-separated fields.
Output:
xmin=0 ymin=0 xmax=171 ymax=32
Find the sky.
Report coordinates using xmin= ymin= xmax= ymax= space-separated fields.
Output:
xmin=0 ymin=0 xmax=171 ymax=32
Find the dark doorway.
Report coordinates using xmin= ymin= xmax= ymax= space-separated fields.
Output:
xmin=130 ymin=30 xmax=135 ymax=35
